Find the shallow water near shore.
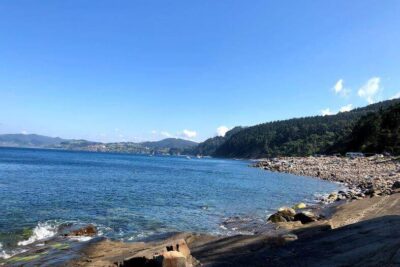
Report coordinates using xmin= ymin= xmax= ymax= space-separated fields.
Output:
xmin=0 ymin=147 xmax=340 ymax=258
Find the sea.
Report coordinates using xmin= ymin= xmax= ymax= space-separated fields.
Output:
xmin=0 ymin=147 xmax=340 ymax=259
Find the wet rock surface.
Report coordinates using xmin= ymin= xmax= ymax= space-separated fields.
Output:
xmin=64 ymin=225 xmax=97 ymax=237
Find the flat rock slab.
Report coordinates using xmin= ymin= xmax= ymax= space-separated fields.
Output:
xmin=189 ymin=194 xmax=400 ymax=267
xmin=265 ymin=215 xmax=400 ymax=267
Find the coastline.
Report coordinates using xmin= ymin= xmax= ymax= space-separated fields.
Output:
xmin=2 ymin=155 xmax=400 ymax=266
xmin=254 ymin=155 xmax=399 ymax=199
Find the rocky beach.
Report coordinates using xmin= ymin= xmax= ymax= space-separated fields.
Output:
xmin=254 ymin=155 xmax=400 ymax=200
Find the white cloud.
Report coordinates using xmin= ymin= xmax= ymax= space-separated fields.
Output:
xmin=150 ymin=130 xmax=157 ymax=134
xmin=216 ymin=126 xmax=230 ymax=137
xmin=332 ymin=79 xmax=350 ymax=97
xmin=321 ymin=108 xmax=334 ymax=116
xmin=339 ymin=104 xmax=353 ymax=113
xmin=160 ymin=131 xmax=172 ymax=138
xmin=21 ymin=130 xmax=28 ymax=135
xmin=358 ymin=77 xmax=381 ymax=104
xmin=390 ymin=92 xmax=400 ymax=100
xmin=334 ymin=79 xmax=344 ymax=93
xmin=182 ymin=129 xmax=197 ymax=139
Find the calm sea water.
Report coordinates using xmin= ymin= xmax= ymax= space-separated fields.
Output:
xmin=0 ymin=147 xmax=339 ymax=256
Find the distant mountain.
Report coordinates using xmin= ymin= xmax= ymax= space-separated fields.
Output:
xmin=59 ymin=138 xmax=197 ymax=154
xmin=0 ymin=134 xmax=67 ymax=148
xmin=192 ymin=98 xmax=400 ymax=158
xmin=141 ymin=138 xmax=197 ymax=150
xmin=0 ymin=134 xmax=197 ymax=155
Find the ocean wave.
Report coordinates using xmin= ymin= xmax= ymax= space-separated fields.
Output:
xmin=17 ymin=221 xmax=59 ymax=246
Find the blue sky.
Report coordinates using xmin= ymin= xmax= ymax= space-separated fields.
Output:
xmin=1 ymin=0 xmax=400 ymax=142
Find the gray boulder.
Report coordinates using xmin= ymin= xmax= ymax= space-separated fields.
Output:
xmin=294 ymin=211 xmax=318 ymax=224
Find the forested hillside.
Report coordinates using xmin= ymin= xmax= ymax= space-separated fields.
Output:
xmin=330 ymin=103 xmax=400 ymax=155
xmin=193 ymin=99 xmax=400 ymax=158
xmin=188 ymin=127 xmax=243 ymax=155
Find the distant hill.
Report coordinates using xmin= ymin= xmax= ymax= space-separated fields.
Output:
xmin=0 ymin=134 xmax=66 ymax=148
xmin=4 ymin=99 xmax=399 ymax=158
xmin=192 ymin=98 xmax=400 ymax=158
xmin=141 ymin=138 xmax=197 ymax=150
xmin=0 ymin=134 xmax=197 ymax=155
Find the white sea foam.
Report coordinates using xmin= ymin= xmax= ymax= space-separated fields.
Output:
xmin=17 ymin=222 xmax=58 ymax=246
xmin=68 ymin=236 xmax=93 ymax=242
xmin=0 ymin=250 xmax=12 ymax=259
xmin=126 ymin=230 xmax=161 ymax=242
xmin=0 ymin=243 xmax=28 ymax=260
xmin=0 ymin=243 xmax=10 ymax=259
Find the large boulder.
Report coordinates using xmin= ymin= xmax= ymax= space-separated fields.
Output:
xmin=294 ymin=211 xmax=319 ymax=224
xmin=268 ymin=213 xmax=287 ymax=223
xmin=278 ymin=207 xmax=296 ymax=220
xmin=268 ymin=207 xmax=296 ymax=223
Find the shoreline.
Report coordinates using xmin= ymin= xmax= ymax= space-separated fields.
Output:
xmin=2 ymin=156 xmax=400 ymax=266
xmin=254 ymin=155 xmax=399 ymax=200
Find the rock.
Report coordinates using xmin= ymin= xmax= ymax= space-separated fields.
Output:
xmin=392 ymin=181 xmax=400 ymax=190
xmin=268 ymin=213 xmax=287 ymax=223
xmin=293 ymin=203 xmax=307 ymax=209
xmin=371 ymin=190 xmax=382 ymax=197
xmin=268 ymin=207 xmax=296 ymax=223
xmin=159 ymin=251 xmax=186 ymax=267
xmin=327 ymin=193 xmax=338 ymax=202
xmin=117 ymin=239 xmax=194 ymax=267
xmin=365 ymin=189 xmax=374 ymax=196
xmin=278 ymin=207 xmax=296 ymax=217
xmin=177 ymin=240 xmax=190 ymax=259
xmin=66 ymin=225 xmax=97 ymax=236
xmin=294 ymin=211 xmax=318 ymax=224
xmin=280 ymin=233 xmax=298 ymax=242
